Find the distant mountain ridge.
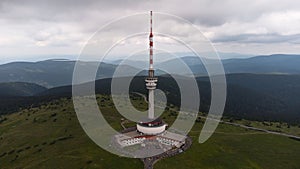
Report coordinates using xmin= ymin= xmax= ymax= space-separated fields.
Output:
xmin=40 ymin=74 xmax=300 ymax=123
xmin=223 ymin=54 xmax=300 ymax=74
xmin=158 ymin=54 xmax=300 ymax=76
xmin=1 ymin=74 xmax=300 ymax=123
xmin=0 ymin=54 xmax=299 ymax=88
xmin=0 ymin=82 xmax=47 ymax=97
xmin=0 ymin=60 xmax=138 ymax=88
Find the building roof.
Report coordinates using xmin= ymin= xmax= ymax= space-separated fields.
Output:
xmin=138 ymin=118 xmax=164 ymax=127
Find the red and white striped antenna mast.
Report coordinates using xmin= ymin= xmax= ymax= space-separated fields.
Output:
xmin=150 ymin=11 xmax=153 ymax=34
xmin=149 ymin=11 xmax=154 ymax=77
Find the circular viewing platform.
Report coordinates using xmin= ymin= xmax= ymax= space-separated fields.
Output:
xmin=137 ymin=118 xmax=167 ymax=135
xmin=145 ymin=77 xmax=158 ymax=82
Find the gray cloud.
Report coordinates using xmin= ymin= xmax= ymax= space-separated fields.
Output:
xmin=1 ymin=0 xmax=299 ymax=27
xmin=0 ymin=0 xmax=300 ymax=61
xmin=213 ymin=33 xmax=300 ymax=44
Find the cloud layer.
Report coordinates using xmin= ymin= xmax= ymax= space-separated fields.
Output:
xmin=1 ymin=0 xmax=300 ymax=62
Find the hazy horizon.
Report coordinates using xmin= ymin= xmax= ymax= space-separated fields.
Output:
xmin=2 ymin=52 xmax=300 ymax=65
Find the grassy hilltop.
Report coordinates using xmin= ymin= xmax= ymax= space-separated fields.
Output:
xmin=1 ymin=95 xmax=300 ymax=169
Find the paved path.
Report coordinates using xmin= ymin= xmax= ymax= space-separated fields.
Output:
xmin=141 ymin=136 xmax=193 ymax=169
xmin=132 ymin=92 xmax=148 ymax=103
xmin=222 ymin=120 xmax=300 ymax=139
xmin=198 ymin=115 xmax=300 ymax=140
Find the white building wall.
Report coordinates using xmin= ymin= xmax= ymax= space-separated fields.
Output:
xmin=137 ymin=124 xmax=166 ymax=135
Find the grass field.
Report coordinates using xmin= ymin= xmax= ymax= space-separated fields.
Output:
xmin=1 ymin=95 xmax=300 ymax=169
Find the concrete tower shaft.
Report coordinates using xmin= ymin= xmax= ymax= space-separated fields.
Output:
xmin=146 ymin=11 xmax=157 ymax=119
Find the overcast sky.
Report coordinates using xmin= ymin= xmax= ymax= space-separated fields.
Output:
xmin=1 ymin=0 xmax=300 ymax=63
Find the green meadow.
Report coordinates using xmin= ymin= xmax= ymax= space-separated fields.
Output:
xmin=0 ymin=95 xmax=300 ymax=169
